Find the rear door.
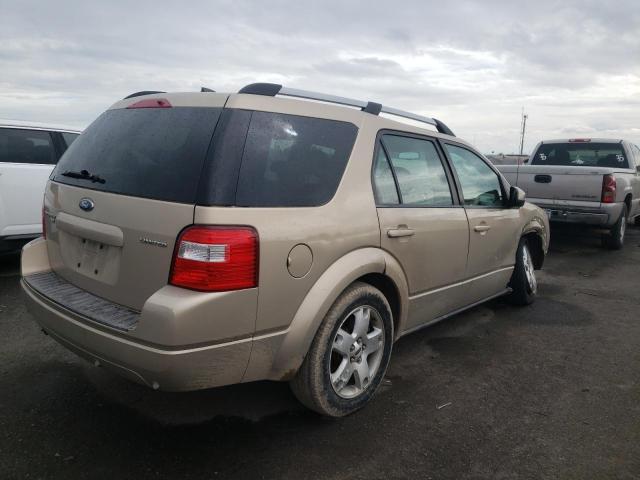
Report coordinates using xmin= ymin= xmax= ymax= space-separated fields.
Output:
xmin=0 ymin=127 xmax=58 ymax=238
xmin=442 ymin=143 xmax=521 ymax=300
xmin=44 ymin=99 xmax=226 ymax=310
xmin=373 ymin=132 xmax=469 ymax=330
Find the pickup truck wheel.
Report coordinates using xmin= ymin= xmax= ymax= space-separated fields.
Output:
xmin=507 ymin=238 xmax=537 ymax=306
xmin=290 ymin=282 xmax=394 ymax=417
xmin=602 ymin=205 xmax=627 ymax=250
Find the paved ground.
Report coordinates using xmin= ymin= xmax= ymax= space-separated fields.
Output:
xmin=1 ymin=226 xmax=639 ymax=480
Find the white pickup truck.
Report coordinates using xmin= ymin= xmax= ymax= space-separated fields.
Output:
xmin=498 ymin=139 xmax=640 ymax=249
xmin=0 ymin=121 xmax=80 ymax=253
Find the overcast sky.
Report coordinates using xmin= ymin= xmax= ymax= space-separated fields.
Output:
xmin=1 ymin=0 xmax=638 ymax=153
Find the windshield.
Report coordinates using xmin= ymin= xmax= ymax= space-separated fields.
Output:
xmin=531 ymin=142 xmax=628 ymax=168
xmin=52 ymin=107 xmax=222 ymax=203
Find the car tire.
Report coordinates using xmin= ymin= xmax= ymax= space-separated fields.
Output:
xmin=602 ymin=205 xmax=627 ymax=250
xmin=507 ymin=237 xmax=537 ymax=306
xmin=290 ymin=282 xmax=394 ymax=417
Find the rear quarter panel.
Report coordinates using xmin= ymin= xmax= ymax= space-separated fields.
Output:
xmin=193 ymin=112 xmax=380 ymax=338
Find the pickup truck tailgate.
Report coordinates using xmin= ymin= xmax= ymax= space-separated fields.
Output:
xmin=515 ymin=166 xmax=606 ymax=204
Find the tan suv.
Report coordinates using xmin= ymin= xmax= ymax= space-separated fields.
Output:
xmin=21 ymin=84 xmax=549 ymax=416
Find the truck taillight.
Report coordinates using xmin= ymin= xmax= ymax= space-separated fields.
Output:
xmin=601 ymin=174 xmax=616 ymax=204
xmin=169 ymin=226 xmax=258 ymax=292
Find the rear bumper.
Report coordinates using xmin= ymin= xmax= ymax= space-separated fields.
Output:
xmin=22 ymin=279 xmax=252 ymax=391
xmin=20 ymin=238 xmax=254 ymax=391
xmin=532 ymin=201 xmax=623 ymax=227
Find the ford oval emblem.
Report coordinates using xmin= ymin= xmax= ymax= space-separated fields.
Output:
xmin=79 ymin=198 xmax=94 ymax=212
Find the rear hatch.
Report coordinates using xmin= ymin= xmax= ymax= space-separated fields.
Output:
xmin=43 ymin=94 xmax=227 ymax=310
xmin=517 ymin=141 xmax=628 ymax=204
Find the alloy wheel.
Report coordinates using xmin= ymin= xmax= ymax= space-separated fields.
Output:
xmin=329 ymin=305 xmax=385 ymax=399
xmin=522 ymin=244 xmax=537 ymax=294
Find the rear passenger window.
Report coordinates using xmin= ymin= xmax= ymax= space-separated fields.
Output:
xmin=235 ymin=112 xmax=358 ymax=207
xmin=379 ymin=135 xmax=453 ymax=206
xmin=0 ymin=128 xmax=56 ymax=164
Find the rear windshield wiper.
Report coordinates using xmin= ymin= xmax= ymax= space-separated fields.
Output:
xmin=61 ymin=169 xmax=106 ymax=184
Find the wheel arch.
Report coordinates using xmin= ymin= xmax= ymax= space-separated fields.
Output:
xmin=267 ymin=247 xmax=408 ymax=381
xmin=522 ymin=230 xmax=545 ymax=270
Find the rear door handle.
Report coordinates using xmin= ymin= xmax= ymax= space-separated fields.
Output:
xmin=473 ymin=225 xmax=491 ymax=233
xmin=387 ymin=228 xmax=415 ymax=238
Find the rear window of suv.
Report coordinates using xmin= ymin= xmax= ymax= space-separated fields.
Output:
xmin=531 ymin=142 xmax=628 ymax=168
xmin=53 ymin=106 xmax=357 ymax=207
xmin=52 ymin=107 xmax=222 ymax=203
xmin=234 ymin=112 xmax=358 ymax=207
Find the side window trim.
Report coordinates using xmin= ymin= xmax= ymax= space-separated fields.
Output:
xmin=440 ymin=140 xmax=508 ymax=209
xmin=377 ymin=139 xmax=403 ymax=204
xmin=371 ymin=129 xmax=462 ymax=208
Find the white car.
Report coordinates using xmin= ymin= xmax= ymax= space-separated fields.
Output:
xmin=0 ymin=120 xmax=80 ymax=253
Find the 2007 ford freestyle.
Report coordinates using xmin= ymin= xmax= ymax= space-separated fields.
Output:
xmin=21 ymin=84 xmax=549 ymax=416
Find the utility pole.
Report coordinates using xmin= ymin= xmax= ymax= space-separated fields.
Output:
xmin=519 ymin=107 xmax=528 ymax=155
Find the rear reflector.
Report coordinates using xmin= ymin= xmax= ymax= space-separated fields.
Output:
xmin=601 ymin=174 xmax=616 ymax=204
xmin=170 ymin=226 xmax=258 ymax=292
xmin=126 ymin=98 xmax=172 ymax=109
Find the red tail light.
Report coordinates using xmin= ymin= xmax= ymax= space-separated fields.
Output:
xmin=42 ymin=207 xmax=47 ymax=239
xmin=169 ymin=226 xmax=258 ymax=292
xmin=601 ymin=174 xmax=616 ymax=204
xmin=126 ymin=98 xmax=172 ymax=109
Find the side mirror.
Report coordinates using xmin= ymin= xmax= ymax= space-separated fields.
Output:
xmin=508 ymin=186 xmax=526 ymax=208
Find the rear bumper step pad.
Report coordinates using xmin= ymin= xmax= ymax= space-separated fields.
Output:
xmin=24 ymin=271 xmax=139 ymax=332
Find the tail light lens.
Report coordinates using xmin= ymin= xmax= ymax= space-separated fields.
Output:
xmin=601 ymin=174 xmax=616 ymax=204
xmin=170 ymin=226 xmax=258 ymax=292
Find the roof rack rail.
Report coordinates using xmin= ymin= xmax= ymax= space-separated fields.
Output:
xmin=123 ymin=90 xmax=165 ymax=100
xmin=237 ymin=82 xmax=455 ymax=136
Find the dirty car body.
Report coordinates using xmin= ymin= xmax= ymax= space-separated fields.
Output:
xmin=21 ymin=85 xmax=549 ymax=415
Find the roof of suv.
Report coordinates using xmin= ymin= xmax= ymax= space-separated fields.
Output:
xmin=111 ymin=83 xmax=469 ymax=148
xmin=0 ymin=119 xmax=81 ymax=133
